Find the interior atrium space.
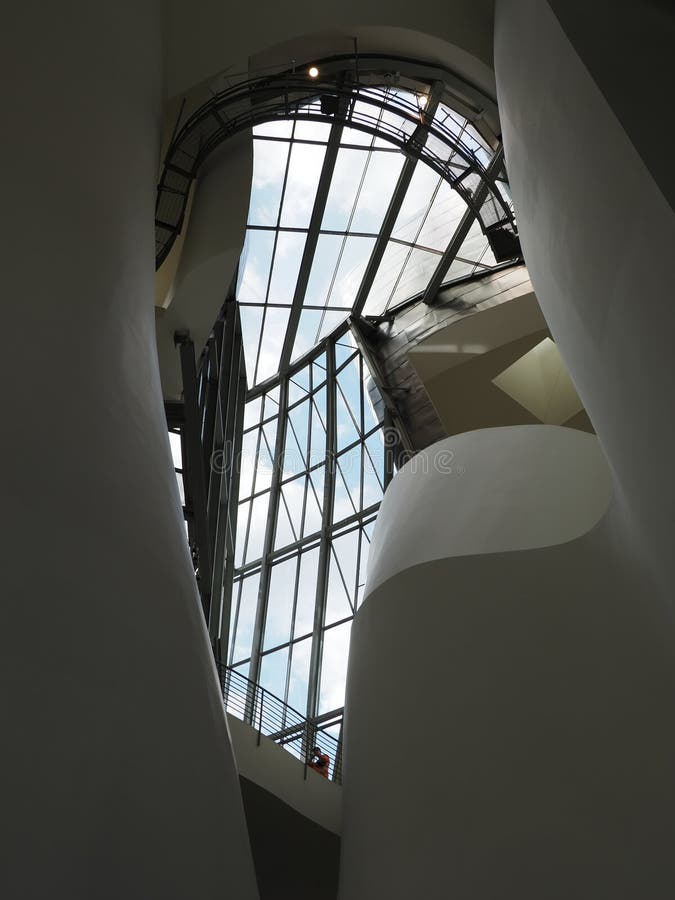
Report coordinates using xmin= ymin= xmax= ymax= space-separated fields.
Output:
xmin=4 ymin=3 xmax=675 ymax=899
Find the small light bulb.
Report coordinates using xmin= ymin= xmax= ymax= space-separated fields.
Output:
xmin=418 ymin=94 xmax=428 ymax=108
xmin=308 ymin=66 xmax=319 ymax=79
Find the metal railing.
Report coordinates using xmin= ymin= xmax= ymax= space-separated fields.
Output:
xmin=217 ymin=664 xmax=343 ymax=784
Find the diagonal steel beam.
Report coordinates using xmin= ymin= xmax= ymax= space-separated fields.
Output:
xmin=278 ymin=117 xmax=345 ymax=374
xmin=421 ymin=145 xmax=505 ymax=305
xmin=350 ymin=81 xmax=445 ymax=318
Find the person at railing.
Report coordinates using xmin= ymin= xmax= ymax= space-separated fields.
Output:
xmin=308 ymin=746 xmax=330 ymax=779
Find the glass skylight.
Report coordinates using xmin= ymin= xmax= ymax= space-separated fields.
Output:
xmin=236 ymin=87 xmax=514 ymax=388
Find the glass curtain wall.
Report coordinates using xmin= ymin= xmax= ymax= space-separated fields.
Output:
xmin=227 ymin=322 xmax=388 ymax=720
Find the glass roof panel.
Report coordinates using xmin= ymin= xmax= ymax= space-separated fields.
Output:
xmin=293 ymin=120 xmax=331 ymax=142
xmin=267 ymin=231 xmax=307 ymax=303
xmin=254 ymin=120 xmax=294 ymax=139
xmin=237 ymin=230 xmax=275 ymax=301
xmin=279 ymin=142 xmax=327 ymax=228
xmin=304 ymin=233 xmax=343 ymax=307
xmin=417 ymin=180 xmax=467 ymax=251
xmin=327 ymin=235 xmax=376 ymax=308
xmin=387 ymin=246 xmax=443 ymax=309
xmin=322 ymin=147 xmax=371 ymax=232
xmin=237 ymin=89 xmax=515 ymax=386
xmin=361 ymin=241 xmax=410 ymax=316
xmin=248 ymin=139 xmax=290 ymax=226
xmin=349 ymin=150 xmax=404 ymax=233
xmin=391 ymin=165 xmax=441 ymax=244
xmin=256 ymin=306 xmax=291 ymax=383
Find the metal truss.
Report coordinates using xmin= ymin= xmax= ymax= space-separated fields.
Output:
xmin=155 ymin=55 xmax=517 ymax=269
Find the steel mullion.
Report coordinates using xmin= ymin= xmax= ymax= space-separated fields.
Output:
xmin=421 ymin=145 xmax=505 ymax=305
xmin=305 ymin=341 xmax=336 ymax=719
xmin=278 ymin=118 xmax=345 ymax=375
xmin=208 ymin=303 xmax=243 ymax=648
xmin=219 ymin=342 xmax=248 ymax=665
xmin=248 ymin=377 xmax=290 ymax=690
xmin=351 ymin=81 xmax=445 ymax=317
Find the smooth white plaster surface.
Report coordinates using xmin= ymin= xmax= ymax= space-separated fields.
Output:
xmin=0 ymin=5 xmax=258 ymax=898
xmin=495 ymin=0 xmax=675 ymax=595
xmin=366 ymin=425 xmax=612 ymax=597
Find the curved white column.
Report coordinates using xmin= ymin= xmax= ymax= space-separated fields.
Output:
xmin=494 ymin=0 xmax=675 ymax=592
xmin=0 ymin=5 xmax=257 ymax=898
xmin=366 ymin=425 xmax=612 ymax=596
xmin=339 ymin=427 xmax=675 ymax=899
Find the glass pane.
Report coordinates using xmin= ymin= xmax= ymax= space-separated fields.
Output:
xmin=317 ymin=309 xmax=349 ymax=340
xmin=417 ymin=181 xmax=467 ymax=251
xmin=322 ymin=147 xmax=370 ymax=231
xmin=231 ymin=574 xmax=260 ymax=664
xmin=326 ymin=235 xmax=376 ymax=308
xmin=332 ymin=529 xmax=360 ymax=606
xmin=237 ymin=230 xmax=275 ymax=302
xmin=277 ymin=477 xmax=305 ymax=547
xmin=246 ymin=492 xmax=271 ymax=563
xmin=304 ymin=469 xmax=324 ymax=536
xmin=279 ymin=143 xmax=327 ymax=228
xmin=287 ymin=638 xmax=312 ymax=714
xmin=249 ymin=139 xmax=290 ymax=226
xmin=364 ymin=431 xmax=385 ymax=492
xmin=335 ymin=337 xmax=357 ymax=369
xmin=295 ymin=546 xmax=320 ymax=638
xmin=239 ymin=305 xmax=265 ymax=384
xmin=256 ymin=307 xmax=290 ymax=384
xmin=305 ymin=233 xmax=343 ymax=306
xmin=264 ymin=556 xmax=298 ymax=649
xmin=259 ymin=646 xmax=289 ymax=699
xmin=243 ymin=396 xmax=262 ymax=430
xmin=338 ymin=444 xmax=362 ymax=513
xmin=254 ymin=120 xmax=294 ymax=139
xmin=318 ymin=620 xmax=353 ymax=714
xmin=392 ymin=165 xmax=441 ymax=244
xmin=362 ymin=439 xmax=384 ymax=507
xmin=288 ymin=367 xmax=310 ymax=403
xmin=310 ymin=387 xmax=327 ymax=459
xmin=325 ymin=544 xmax=354 ymax=626
xmin=350 ymin=150 xmax=405 ymax=233
xmin=362 ymin=240 xmax=409 ymax=315
xmin=234 ymin=500 xmax=250 ymax=566
xmin=239 ymin=429 xmax=260 ymax=499
xmin=274 ymin=495 xmax=296 ymax=551
xmin=333 ymin=465 xmax=357 ymax=522
xmin=254 ymin=419 xmax=277 ymax=492
xmin=292 ymin=309 xmax=323 ymax=362
xmin=335 ymin=384 xmax=360 ymax=452
xmin=267 ymin=231 xmax=307 ymax=304
xmin=293 ymin=120 xmax=331 ymax=142
xmin=388 ymin=247 xmax=442 ymax=309
xmin=285 ymin=398 xmax=310 ymax=475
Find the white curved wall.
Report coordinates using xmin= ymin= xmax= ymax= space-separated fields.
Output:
xmin=494 ymin=0 xmax=675 ymax=594
xmin=339 ymin=428 xmax=675 ymax=900
xmin=156 ymin=134 xmax=253 ymax=400
xmin=0 ymin=5 xmax=258 ymax=898
xmin=366 ymin=426 xmax=612 ymax=595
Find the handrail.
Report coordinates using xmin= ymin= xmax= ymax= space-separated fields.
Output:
xmin=217 ymin=664 xmax=343 ymax=784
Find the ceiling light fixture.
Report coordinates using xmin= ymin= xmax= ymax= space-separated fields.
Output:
xmin=418 ymin=94 xmax=428 ymax=108
xmin=308 ymin=66 xmax=319 ymax=78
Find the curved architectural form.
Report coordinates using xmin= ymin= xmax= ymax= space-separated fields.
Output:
xmin=339 ymin=427 xmax=675 ymax=899
xmin=1 ymin=6 xmax=258 ymax=898
xmin=366 ymin=425 xmax=612 ymax=594
xmin=6 ymin=3 xmax=675 ymax=898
